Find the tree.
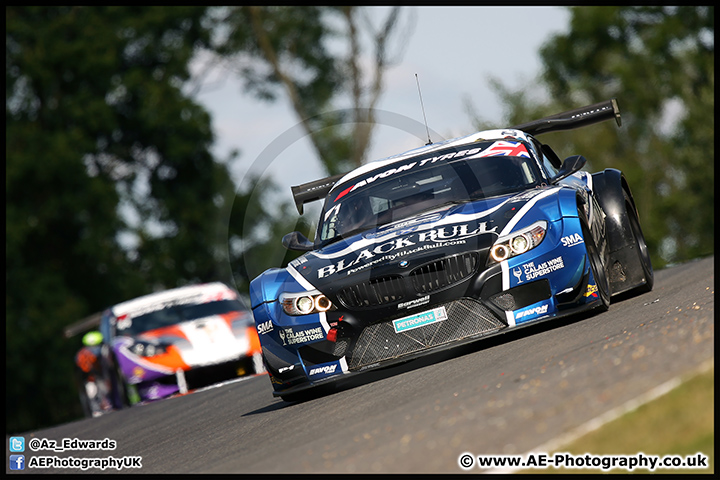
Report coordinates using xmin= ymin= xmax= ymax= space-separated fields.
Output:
xmin=208 ymin=6 xmax=413 ymax=175
xmin=227 ymin=173 xmax=314 ymax=298
xmin=199 ymin=6 xmax=413 ymax=287
xmin=6 ymin=6 xmax=235 ymax=433
xmin=5 ymin=6 xmax=413 ymax=434
xmin=469 ymin=6 xmax=713 ymax=268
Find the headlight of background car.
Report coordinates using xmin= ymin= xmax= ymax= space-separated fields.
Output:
xmin=489 ymin=220 xmax=547 ymax=263
xmin=130 ymin=340 xmax=168 ymax=357
xmin=280 ymin=290 xmax=336 ymax=316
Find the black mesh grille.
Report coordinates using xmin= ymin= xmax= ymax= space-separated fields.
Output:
xmin=346 ymin=298 xmax=504 ymax=371
xmin=336 ymin=253 xmax=479 ymax=309
xmin=337 ymin=275 xmax=405 ymax=308
xmin=410 ymin=252 xmax=478 ymax=294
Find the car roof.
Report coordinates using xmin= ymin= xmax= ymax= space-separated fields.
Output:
xmin=111 ymin=282 xmax=237 ymax=318
xmin=328 ymin=128 xmax=533 ymax=194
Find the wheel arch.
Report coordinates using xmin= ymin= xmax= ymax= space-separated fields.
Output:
xmin=591 ymin=168 xmax=650 ymax=296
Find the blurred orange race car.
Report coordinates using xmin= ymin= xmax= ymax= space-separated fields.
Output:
xmin=69 ymin=282 xmax=265 ymax=416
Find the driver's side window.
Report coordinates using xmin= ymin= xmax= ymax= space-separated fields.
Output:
xmin=542 ymin=152 xmax=559 ymax=178
xmin=532 ymin=139 xmax=560 ymax=178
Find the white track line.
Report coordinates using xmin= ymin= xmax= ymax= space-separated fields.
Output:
xmin=486 ymin=358 xmax=714 ymax=474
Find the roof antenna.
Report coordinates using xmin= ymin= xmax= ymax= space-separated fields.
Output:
xmin=415 ymin=73 xmax=433 ymax=145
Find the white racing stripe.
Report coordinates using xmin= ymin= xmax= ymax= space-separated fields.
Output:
xmin=286 ymin=265 xmax=331 ymax=333
xmin=500 ymin=261 xmax=516 ymax=327
xmin=287 ymin=264 xmax=316 ymax=291
xmin=498 ymin=187 xmax=559 ymax=238
xmin=496 ymin=187 xmax=560 ymax=327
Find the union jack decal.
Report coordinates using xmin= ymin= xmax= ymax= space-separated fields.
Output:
xmin=478 ymin=141 xmax=530 ymax=158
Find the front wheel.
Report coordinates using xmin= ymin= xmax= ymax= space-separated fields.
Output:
xmin=280 ymin=382 xmax=337 ymax=403
xmin=105 ymin=355 xmax=130 ymax=409
xmin=280 ymin=391 xmax=311 ymax=403
xmin=75 ymin=371 xmax=95 ymax=418
xmin=580 ymin=210 xmax=611 ymax=311
xmin=624 ymin=189 xmax=654 ymax=293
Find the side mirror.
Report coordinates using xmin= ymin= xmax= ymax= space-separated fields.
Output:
xmin=551 ymin=155 xmax=587 ymax=183
xmin=282 ymin=231 xmax=314 ymax=252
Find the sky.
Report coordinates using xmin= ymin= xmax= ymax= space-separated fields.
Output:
xmin=192 ymin=6 xmax=571 ymax=221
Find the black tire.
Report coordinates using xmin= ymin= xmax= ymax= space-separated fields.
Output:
xmin=580 ymin=209 xmax=611 ymax=311
xmin=106 ymin=355 xmax=130 ymax=409
xmin=115 ymin=363 xmax=132 ymax=407
xmin=280 ymin=383 xmax=337 ymax=403
xmin=624 ymin=189 xmax=654 ymax=293
xmin=76 ymin=373 xmax=94 ymax=418
xmin=280 ymin=391 xmax=311 ymax=403
xmin=280 ymin=387 xmax=328 ymax=403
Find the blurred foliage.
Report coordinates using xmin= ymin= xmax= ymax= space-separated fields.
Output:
xmin=5 ymin=6 xmax=275 ymax=434
xmin=5 ymin=5 xmax=385 ymax=435
xmin=468 ymin=6 xmax=713 ymax=269
xmin=209 ymin=6 xmax=411 ymax=174
xmin=228 ymin=174 xmax=314 ymax=297
xmin=210 ymin=6 xmax=412 ymax=282
xmin=203 ymin=5 xmax=408 ymax=285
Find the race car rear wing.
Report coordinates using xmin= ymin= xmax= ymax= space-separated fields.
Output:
xmin=64 ymin=311 xmax=103 ymax=339
xmin=510 ymin=98 xmax=621 ymax=136
xmin=291 ymin=173 xmax=346 ymax=215
xmin=289 ymin=98 xmax=621 ymax=214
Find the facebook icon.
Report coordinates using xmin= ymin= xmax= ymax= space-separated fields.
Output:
xmin=9 ymin=454 xmax=25 ymax=470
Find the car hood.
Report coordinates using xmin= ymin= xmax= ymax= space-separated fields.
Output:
xmin=291 ymin=187 xmax=561 ymax=293
xmin=119 ymin=312 xmax=253 ymax=367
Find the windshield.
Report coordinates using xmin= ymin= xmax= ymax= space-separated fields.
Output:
xmin=116 ymin=299 xmax=248 ymax=336
xmin=318 ymin=151 xmax=542 ymax=245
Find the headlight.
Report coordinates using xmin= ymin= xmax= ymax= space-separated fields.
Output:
xmin=130 ymin=340 xmax=168 ymax=357
xmin=489 ymin=220 xmax=547 ymax=263
xmin=280 ymin=290 xmax=336 ymax=316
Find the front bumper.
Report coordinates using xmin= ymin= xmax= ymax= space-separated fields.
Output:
xmin=122 ymin=353 xmax=262 ymax=402
xmin=261 ymin=271 xmax=560 ymax=397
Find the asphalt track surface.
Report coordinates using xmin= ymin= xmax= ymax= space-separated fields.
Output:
xmin=7 ymin=256 xmax=714 ymax=474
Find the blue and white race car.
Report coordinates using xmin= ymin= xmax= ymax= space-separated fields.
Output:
xmin=250 ymin=99 xmax=653 ymax=402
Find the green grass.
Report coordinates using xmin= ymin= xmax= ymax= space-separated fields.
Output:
xmin=522 ymin=365 xmax=714 ymax=474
